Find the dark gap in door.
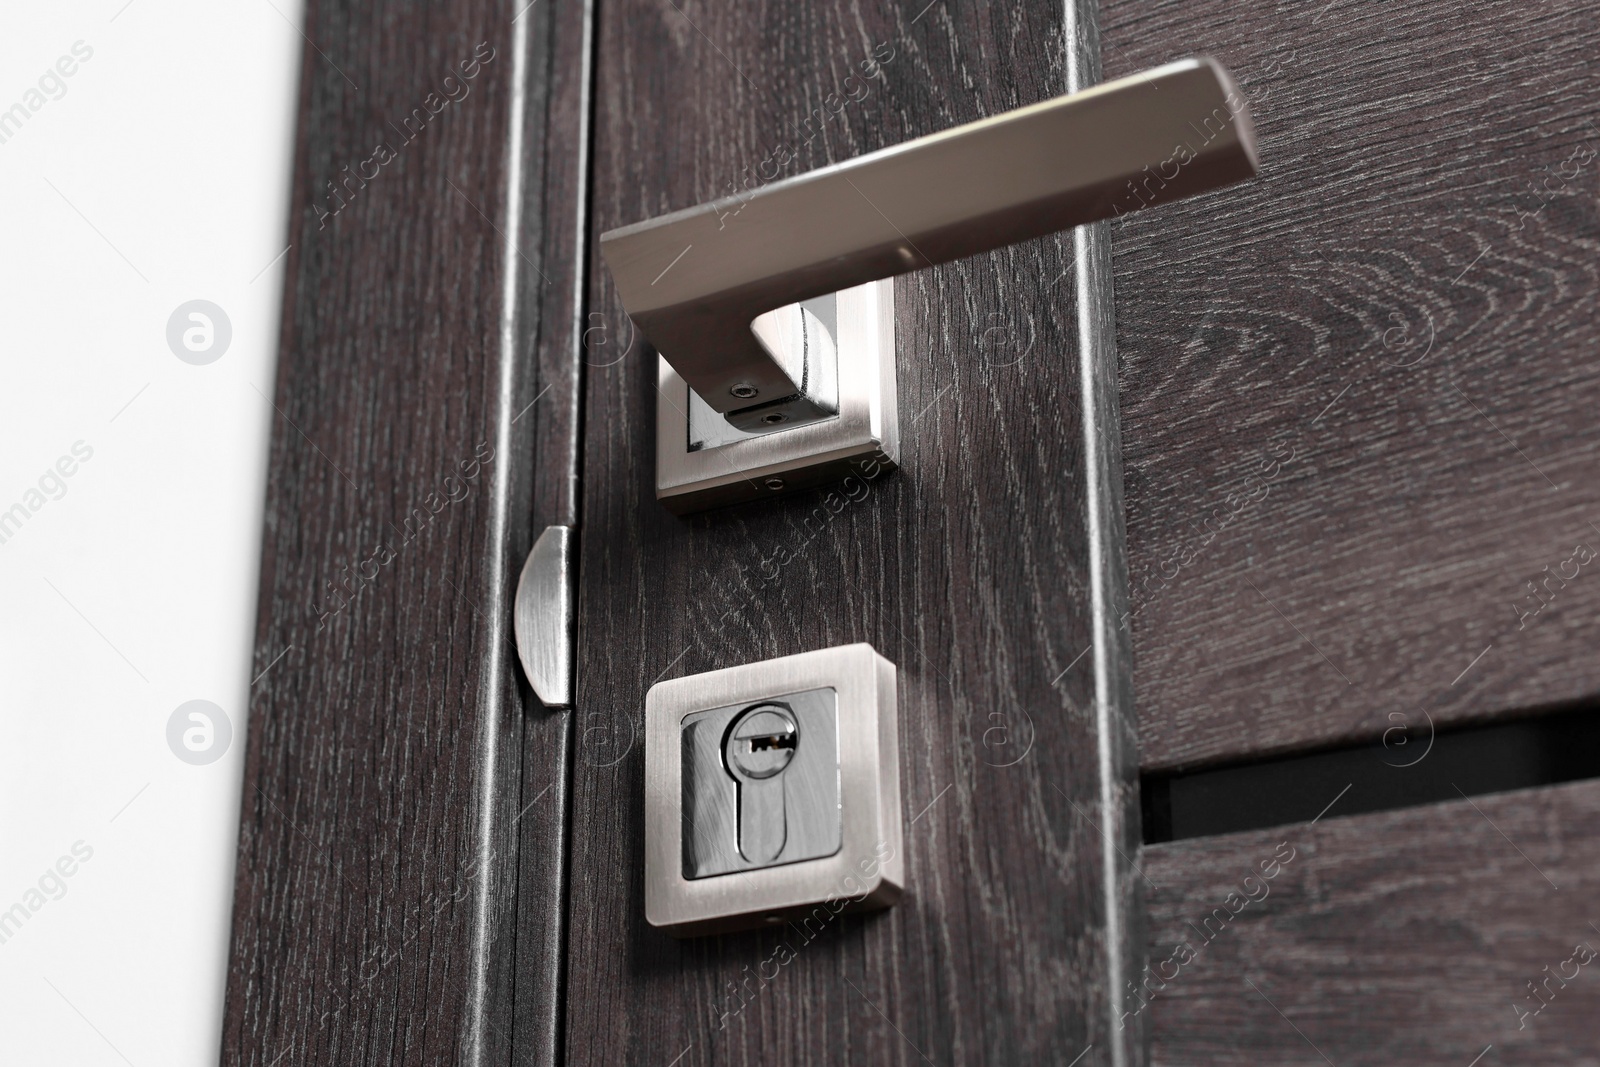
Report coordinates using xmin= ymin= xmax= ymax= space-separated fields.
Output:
xmin=1143 ymin=698 xmax=1600 ymax=843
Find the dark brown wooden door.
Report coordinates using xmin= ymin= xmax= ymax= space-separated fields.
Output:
xmin=224 ymin=0 xmax=1600 ymax=1064
xmin=1105 ymin=0 xmax=1600 ymax=1062
xmin=563 ymin=0 xmax=1145 ymax=1062
xmin=222 ymin=0 xmax=589 ymax=1061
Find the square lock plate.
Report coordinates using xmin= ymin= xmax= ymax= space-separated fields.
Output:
xmin=645 ymin=644 xmax=903 ymax=937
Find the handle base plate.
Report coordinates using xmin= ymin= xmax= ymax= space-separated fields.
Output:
xmin=656 ymin=280 xmax=898 ymax=514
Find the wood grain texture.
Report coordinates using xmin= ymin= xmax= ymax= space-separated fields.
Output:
xmin=1100 ymin=0 xmax=1600 ymax=771
xmin=1141 ymin=778 xmax=1600 ymax=1063
xmin=564 ymin=1 xmax=1145 ymax=1064
xmin=222 ymin=0 xmax=589 ymax=1063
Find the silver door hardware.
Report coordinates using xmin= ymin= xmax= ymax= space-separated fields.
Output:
xmin=600 ymin=56 xmax=1258 ymax=512
xmin=719 ymin=704 xmax=801 ymax=864
xmin=646 ymin=644 xmax=902 ymax=936
xmin=512 ymin=525 xmax=574 ymax=707
xmin=656 ymin=282 xmax=896 ymax=513
xmin=682 ymin=689 xmax=840 ymax=877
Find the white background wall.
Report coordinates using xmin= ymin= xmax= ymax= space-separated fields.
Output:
xmin=0 ymin=1 xmax=303 ymax=1061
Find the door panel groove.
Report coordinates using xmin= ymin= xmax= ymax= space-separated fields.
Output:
xmin=1143 ymin=697 xmax=1600 ymax=843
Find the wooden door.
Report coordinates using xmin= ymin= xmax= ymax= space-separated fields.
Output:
xmin=564 ymin=0 xmax=1143 ymax=1062
xmin=221 ymin=0 xmax=590 ymax=1061
xmin=1103 ymin=0 xmax=1600 ymax=1062
xmin=224 ymin=0 xmax=1600 ymax=1064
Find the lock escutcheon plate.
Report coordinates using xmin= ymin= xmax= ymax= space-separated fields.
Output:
xmin=645 ymin=643 xmax=903 ymax=937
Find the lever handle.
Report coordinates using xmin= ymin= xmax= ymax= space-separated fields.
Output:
xmin=600 ymin=56 xmax=1257 ymax=427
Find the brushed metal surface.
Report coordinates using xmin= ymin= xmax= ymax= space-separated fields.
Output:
xmin=656 ymin=280 xmax=897 ymax=513
xmin=512 ymin=525 xmax=574 ymax=707
xmin=687 ymin=295 xmax=841 ymax=446
xmin=681 ymin=688 xmax=842 ymax=879
xmin=645 ymin=644 xmax=901 ymax=937
xmin=600 ymin=56 xmax=1257 ymax=421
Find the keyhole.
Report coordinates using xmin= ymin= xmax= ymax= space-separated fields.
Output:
xmin=723 ymin=704 xmax=799 ymax=863
xmin=724 ymin=706 xmax=798 ymax=779
xmin=748 ymin=731 xmax=796 ymax=753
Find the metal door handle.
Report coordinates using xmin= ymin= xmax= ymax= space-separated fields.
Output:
xmin=600 ymin=56 xmax=1257 ymax=436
